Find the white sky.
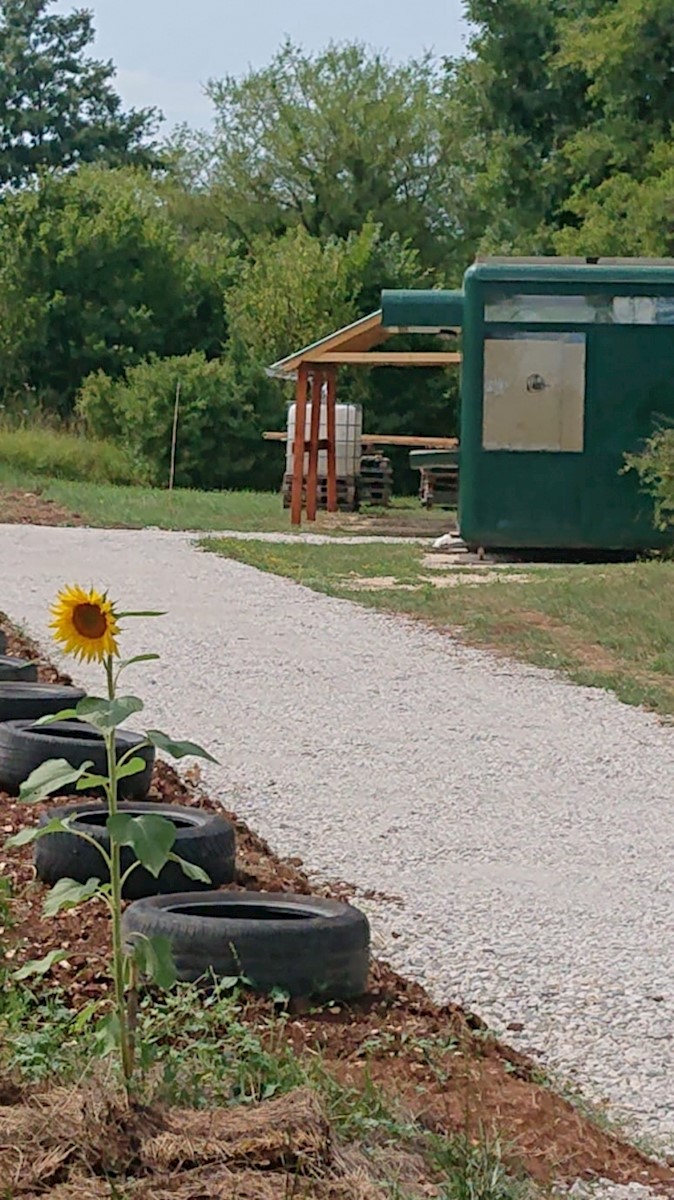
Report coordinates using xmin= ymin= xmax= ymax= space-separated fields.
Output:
xmin=54 ymin=0 xmax=470 ymax=130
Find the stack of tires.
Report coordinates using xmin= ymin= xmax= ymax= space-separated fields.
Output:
xmin=1 ymin=626 xmax=370 ymax=1000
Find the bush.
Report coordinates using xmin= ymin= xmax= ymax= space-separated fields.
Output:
xmin=0 ymin=422 xmax=145 ymax=484
xmin=77 ymin=352 xmax=281 ymax=491
xmin=625 ymin=428 xmax=674 ymax=531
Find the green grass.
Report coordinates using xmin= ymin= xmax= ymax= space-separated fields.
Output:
xmin=0 ymin=467 xmax=456 ymax=534
xmin=0 ymin=424 xmax=143 ymax=485
xmin=202 ymin=538 xmax=674 ymax=716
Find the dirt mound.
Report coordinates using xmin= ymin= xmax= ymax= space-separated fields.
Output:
xmin=2 ymin=615 xmax=674 ymax=1193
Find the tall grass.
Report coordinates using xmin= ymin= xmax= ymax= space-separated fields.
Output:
xmin=0 ymin=422 xmax=145 ymax=485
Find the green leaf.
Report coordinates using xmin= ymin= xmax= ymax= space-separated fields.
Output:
xmin=33 ymin=707 xmax=79 ymax=726
xmin=116 ymin=756 xmax=147 ymax=780
xmin=107 ymin=813 xmax=176 ymax=877
xmin=117 ymin=653 xmax=160 ymax=670
xmin=13 ymin=948 xmax=70 ymax=980
xmin=76 ymin=694 xmax=144 ymax=731
xmin=93 ymin=1011 xmax=121 ymax=1057
xmin=19 ymin=759 xmax=93 ymax=804
xmin=168 ymin=852 xmax=210 ymax=885
xmin=75 ymin=772 xmax=109 ymax=790
xmin=129 ymin=934 xmax=177 ymax=989
xmin=43 ymin=876 xmax=101 ymax=917
xmin=6 ymin=816 xmax=72 ymax=848
xmin=145 ymin=729 xmax=217 ymax=763
xmin=117 ymin=610 xmax=166 ymax=618
xmin=74 ymin=756 xmax=146 ymax=792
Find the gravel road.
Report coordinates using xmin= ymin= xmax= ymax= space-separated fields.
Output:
xmin=2 ymin=524 xmax=674 ymax=1154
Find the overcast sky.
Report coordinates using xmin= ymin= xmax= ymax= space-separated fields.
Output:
xmin=54 ymin=0 xmax=470 ymax=131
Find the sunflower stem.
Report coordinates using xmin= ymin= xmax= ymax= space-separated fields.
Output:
xmin=104 ymin=652 xmax=135 ymax=1094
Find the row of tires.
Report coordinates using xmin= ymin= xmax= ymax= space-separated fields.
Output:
xmin=32 ymin=799 xmax=370 ymax=1000
xmin=0 ymin=657 xmax=370 ymax=999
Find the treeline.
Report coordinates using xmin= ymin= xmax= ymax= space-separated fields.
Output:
xmin=0 ymin=0 xmax=671 ymax=490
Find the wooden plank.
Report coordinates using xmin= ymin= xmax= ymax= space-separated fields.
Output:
xmin=291 ymin=364 xmax=309 ymax=526
xmin=265 ymin=432 xmax=459 ymax=449
xmin=302 ymin=351 xmax=462 ymax=365
xmin=306 ymin=370 xmax=322 ymax=522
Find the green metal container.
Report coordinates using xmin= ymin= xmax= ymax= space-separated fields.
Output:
xmin=385 ymin=261 xmax=674 ymax=551
xmin=460 ymin=259 xmax=674 ymax=550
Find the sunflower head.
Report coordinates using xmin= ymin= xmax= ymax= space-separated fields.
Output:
xmin=50 ymin=585 xmax=120 ymax=663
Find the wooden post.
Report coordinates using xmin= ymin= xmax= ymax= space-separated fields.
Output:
xmin=306 ymin=369 xmax=322 ymax=522
xmin=291 ymin=363 xmax=309 ymax=526
xmin=326 ymin=367 xmax=338 ymax=513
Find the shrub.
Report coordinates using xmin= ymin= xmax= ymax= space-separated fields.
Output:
xmin=625 ymin=428 xmax=674 ymax=530
xmin=77 ymin=352 xmax=280 ymax=491
xmin=0 ymin=421 xmax=145 ymax=484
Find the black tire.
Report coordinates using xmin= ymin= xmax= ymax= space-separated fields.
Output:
xmin=122 ymin=891 xmax=370 ymax=998
xmin=0 ymin=656 xmax=38 ymax=683
xmin=0 ymin=683 xmax=86 ymax=723
xmin=0 ymin=719 xmax=154 ymax=799
xmin=34 ymin=802 xmax=236 ymax=900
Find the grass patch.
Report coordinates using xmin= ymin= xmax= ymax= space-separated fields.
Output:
xmin=0 ymin=470 xmax=456 ymax=534
xmin=0 ymin=977 xmax=533 ymax=1200
xmin=203 ymin=538 xmax=674 ymax=716
xmin=0 ymin=424 xmax=143 ymax=485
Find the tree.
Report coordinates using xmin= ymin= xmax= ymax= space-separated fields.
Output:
xmin=226 ymin=222 xmax=422 ymax=365
xmin=0 ymin=165 xmax=233 ymax=411
xmin=170 ymin=40 xmax=462 ymax=269
xmin=448 ymin=0 xmax=674 ymax=258
xmin=0 ymin=0 xmax=159 ymax=188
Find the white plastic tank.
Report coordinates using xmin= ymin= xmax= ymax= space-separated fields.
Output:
xmin=286 ymin=401 xmax=362 ymax=478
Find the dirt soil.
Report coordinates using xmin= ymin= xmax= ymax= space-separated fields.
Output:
xmin=2 ymin=620 xmax=674 ymax=1196
xmin=0 ymin=488 xmax=83 ymax=527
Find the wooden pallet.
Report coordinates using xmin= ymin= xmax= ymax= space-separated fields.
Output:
xmin=281 ymin=474 xmax=357 ymax=512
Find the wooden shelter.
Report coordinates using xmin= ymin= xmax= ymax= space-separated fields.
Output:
xmin=267 ymin=310 xmax=461 ymax=526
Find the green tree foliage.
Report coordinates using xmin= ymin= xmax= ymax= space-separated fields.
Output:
xmin=226 ymin=222 xmax=423 ymax=364
xmin=453 ymin=0 xmax=674 ymax=257
xmin=0 ymin=0 xmax=159 ymax=188
xmin=171 ymin=40 xmax=461 ymax=269
xmin=77 ymin=351 xmax=280 ymax=491
xmin=0 ymin=165 xmax=233 ymax=412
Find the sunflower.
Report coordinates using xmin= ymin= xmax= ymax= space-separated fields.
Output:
xmin=50 ymin=584 xmax=120 ymax=662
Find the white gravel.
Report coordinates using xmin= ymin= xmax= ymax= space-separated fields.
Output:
xmin=2 ymin=524 xmax=674 ymax=1158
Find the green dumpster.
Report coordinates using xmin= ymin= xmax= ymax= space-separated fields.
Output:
xmin=384 ymin=259 xmax=674 ymax=551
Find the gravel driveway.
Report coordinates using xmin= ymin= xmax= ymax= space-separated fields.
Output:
xmin=2 ymin=524 xmax=674 ymax=1154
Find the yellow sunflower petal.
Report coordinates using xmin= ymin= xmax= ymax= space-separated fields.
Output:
xmin=50 ymin=584 xmax=120 ymax=662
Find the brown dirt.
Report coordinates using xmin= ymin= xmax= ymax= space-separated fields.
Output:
xmin=1 ymin=617 xmax=674 ymax=1195
xmin=0 ymin=487 xmax=83 ymax=527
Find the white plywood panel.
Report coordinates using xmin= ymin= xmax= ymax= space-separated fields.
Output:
xmin=483 ymin=336 xmax=586 ymax=452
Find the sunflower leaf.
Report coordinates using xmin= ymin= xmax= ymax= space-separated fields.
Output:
xmin=128 ymin=934 xmax=176 ymax=990
xmin=116 ymin=654 xmax=161 ymax=672
xmin=107 ymin=813 xmax=176 ymax=876
xmin=168 ymin=852 xmax=211 ymax=884
xmin=33 ymin=707 xmax=79 ymax=726
xmin=13 ymin=949 xmax=70 ymax=981
xmin=75 ymin=695 xmax=144 ymax=730
xmin=145 ymin=730 xmax=217 ymax=763
xmin=43 ymin=876 xmax=101 ymax=917
xmin=117 ymin=610 xmax=166 ymax=619
xmin=19 ymin=759 xmax=94 ymax=804
xmin=6 ymin=816 xmax=73 ymax=847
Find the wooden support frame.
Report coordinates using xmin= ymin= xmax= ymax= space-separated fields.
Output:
xmin=291 ymin=363 xmax=309 ymax=527
xmin=325 ymin=368 xmax=337 ymax=513
xmin=306 ymin=370 xmax=322 ymax=522
xmin=273 ymin=309 xmax=462 ymax=527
